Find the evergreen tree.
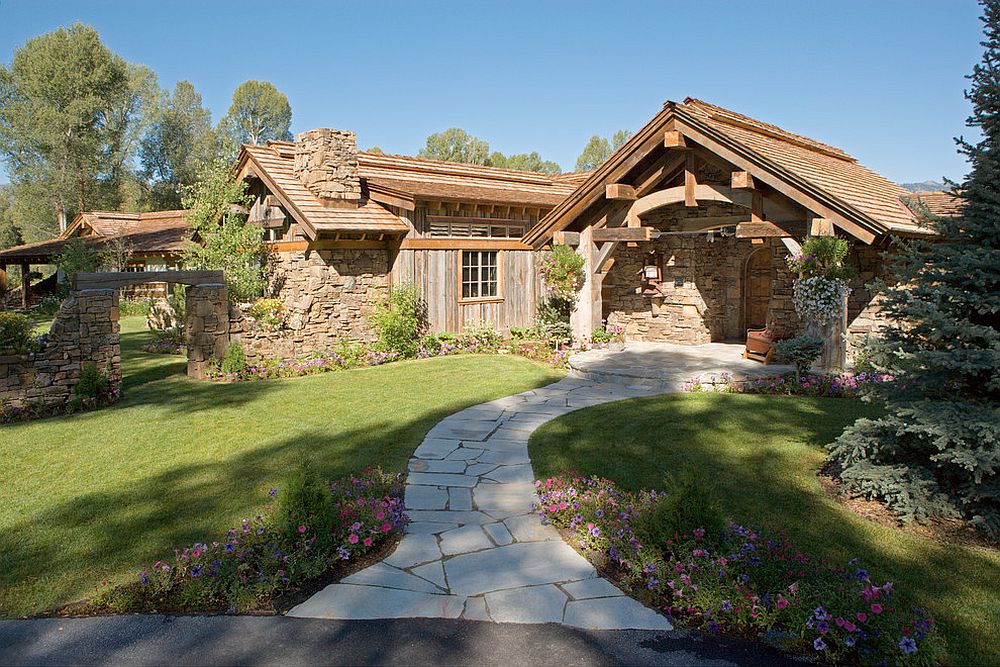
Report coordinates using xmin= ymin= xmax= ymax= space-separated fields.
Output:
xmin=829 ymin=0 xmax=1000 ymax=537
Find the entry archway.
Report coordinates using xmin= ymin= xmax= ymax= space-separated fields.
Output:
xmin=743 ymin=247 xmax=773 ymax=333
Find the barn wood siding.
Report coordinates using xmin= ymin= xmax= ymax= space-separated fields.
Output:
xmin=391 ymin=248 xmax=541 ymax=334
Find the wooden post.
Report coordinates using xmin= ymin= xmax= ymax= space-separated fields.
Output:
xmin=0 ymin=263 xmax=6 ymax=297
xmin=570 ymin=226 xmax=602 ymax=343
xmin=20 ymin=263 xmax=29 ymax=310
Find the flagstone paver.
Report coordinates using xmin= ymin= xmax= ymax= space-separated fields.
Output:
xmin=288 ymin=377 xmax=672 ymax=630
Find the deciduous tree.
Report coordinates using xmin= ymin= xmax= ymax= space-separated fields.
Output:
xmin=574 ymin=130 xmax=632 ymax=171
xmin=219 ymin=80 xmax=292 ymax=158
xmin=417 ymin=128 xmax=489 ymax=165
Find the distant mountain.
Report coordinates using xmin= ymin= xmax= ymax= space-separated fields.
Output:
xmin=900 ymin=180 xmax=950 ymax=193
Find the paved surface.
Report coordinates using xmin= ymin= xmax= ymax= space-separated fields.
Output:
xmin=569 ymin=342 xmax=794 ymax=390
xmin=289 ymin=377 xmax=671 ymax=630
xmin=0 ymin=616 xmax=802 ymax=666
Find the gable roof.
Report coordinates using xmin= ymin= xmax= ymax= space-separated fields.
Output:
xmin=238 ymin=144 xmax=410 ymax=239
xmin=525 ymin=98 xmax=929 ymax=247
xmin=0 ymin=210 xmax=192 ymax=265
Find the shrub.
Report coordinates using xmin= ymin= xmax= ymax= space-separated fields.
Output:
xmin=462 ymin=320 xmax=501 ymax=349
xmin=0 ymin=311 xmax=34 ymax=355
xmin=536 ymin=473 xmax=945 ymax=665
xmin=787 ymin=236 xmax=854 ymax=281
xmin=35 ymin=295 xmax=62 ymax=318
xmin=632 ymin=470 xmax=725 ymax=546
xmin=142 ymin=330 xmax=185 ymax=355
xmin=119 ymin=298 xmax=152 ymax=318
xmin=75 ymin=362 xmax=110 ymax=400
xmin=369 ymin=283 xmax=424 ymax=356
xmin=537 ymin=244 xmax=585 ymax=301
xmin=220 ymin=342 xmax=247 ymax=376
xmin=508 ymin=326 xmax=537 ymax=341
xmin=55 ymin=238 xmax=101 ymax=293
xmin=276 ymin=461 xmax=334 ymax=547
xmin=775 ymin=335 xmax=824 ymax=381
xmin=249 ymin=298 xmax=285 ymax=331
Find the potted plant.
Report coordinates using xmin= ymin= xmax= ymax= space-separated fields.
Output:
xmin=607 ymin=323 xmax=626 ymax=351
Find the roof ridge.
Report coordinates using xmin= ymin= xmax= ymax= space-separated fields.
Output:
xmin=682 ymin=97 xmax=856 ymax=162
xmin=358 ymin=150 xmax=562 ymax=183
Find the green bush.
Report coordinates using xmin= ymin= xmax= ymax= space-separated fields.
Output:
xmin=0 ymin=311 xmax=34 ymax=355
xmin=787 ymin=236 xmax=854 ymax=281
xmin=74 ymin=362 xmax=110 ymax=400
xmin=35 ymin=295 xmax=62 ymax=318
xmin=508 ymin=326 xmax=537 ymax=341
xmin=537 ymin=244 xmax=585 ymax=301
xmin=369 ymin=283 xmax=424 ymax=356
xmin=275 ymin=460 xmax=334 ymax=546
xmin=220 ymin=342 xmax=247 ymax=376
xmin=118 ymin=298 xmax=152 ymax=318
xmin=632 ymin=470 xmax=725 ymax=546
xmin=775 ymin=335 xmax=824 ymax=381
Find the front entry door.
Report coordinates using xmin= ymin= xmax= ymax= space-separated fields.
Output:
xmin=744 ymin=249 xmax=772 ymax=331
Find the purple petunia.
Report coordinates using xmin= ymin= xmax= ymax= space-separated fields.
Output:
xmin=813 ymin=638 xmax=826 ymax=651
xmin=899 ymin=637 xmax=918 ymax=655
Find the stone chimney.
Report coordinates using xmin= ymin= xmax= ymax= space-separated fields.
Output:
xmin=293 ymin=128 xmax=362 ymax=207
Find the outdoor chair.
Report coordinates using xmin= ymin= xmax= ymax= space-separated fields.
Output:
xmin=743 ymin=327 xmax=791 ymax=364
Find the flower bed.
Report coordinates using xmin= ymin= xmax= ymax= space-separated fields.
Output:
xmin=141 ymin=331 xmax=185 ymax=355
xmin=89 ymin=467 xmax=407 ymax=614
xmin=683 ymin=372 xmax=890 ymax=398
xmin=535 ymin=473 xmax=944 ymax=665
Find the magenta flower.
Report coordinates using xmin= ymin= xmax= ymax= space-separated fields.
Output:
xmin=298 ymin=525 xmax=307 ymax=533
xmin=348 ymin=533 xmax=359 ymax=544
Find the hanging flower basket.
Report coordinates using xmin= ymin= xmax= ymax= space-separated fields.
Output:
xmin=792 ymin=276 xmax=851 ymax=325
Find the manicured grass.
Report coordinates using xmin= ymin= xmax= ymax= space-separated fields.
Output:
xmin=0 ymin=317 xmax=564 ymax=617
xmin=529 ymin=393 xmax=1000 ymax=666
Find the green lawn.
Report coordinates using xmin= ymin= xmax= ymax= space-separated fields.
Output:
xmin=0 ymin=317 xmax=564 ymax=617
xmin=529 ymin=393 xmax=1000 ymax=666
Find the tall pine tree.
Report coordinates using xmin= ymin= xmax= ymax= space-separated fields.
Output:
xmin=829 ymin=0 xmax=1000 ymax=537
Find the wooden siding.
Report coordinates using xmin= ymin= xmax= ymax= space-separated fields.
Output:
xmin=391 ymin=248 xmax=541 ymax=334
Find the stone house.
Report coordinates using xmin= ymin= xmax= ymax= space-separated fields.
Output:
xmin=0 ymin=98 xmax=960 ymax=367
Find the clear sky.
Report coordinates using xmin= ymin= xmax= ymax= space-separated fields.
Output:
xmin=0 ymin=0 xmax=985 ymax=184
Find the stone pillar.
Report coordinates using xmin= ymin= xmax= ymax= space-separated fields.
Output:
xmin=570 ymin=226 xmax=603 ymax=343
xmin=185 ymin=284 xmax=230 ymax=380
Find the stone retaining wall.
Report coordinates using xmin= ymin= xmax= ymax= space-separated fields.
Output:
xmin=0 ymin=290 xmax=120 ymax=410
xmin=230 ymin=248 xmax=389 ymax=361
xmin=185 ymin=284 xmax=231 ymax=379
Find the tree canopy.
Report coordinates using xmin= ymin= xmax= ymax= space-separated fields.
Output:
xmin=417 ymin=128 xmax=490 ymax=165
xmin=488 ymin=151 xmax=561 ymax=174
xmin=219 ymin=80 xmax=293 ymax=158
xmin=574 ymin=129 xmax=632 ymax=171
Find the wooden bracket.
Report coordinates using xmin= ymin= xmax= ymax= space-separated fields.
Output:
xmin=810 ymin=218 xmax=835 ymax=237
xmin=731 ymin=171 xmax=755 ymax=189
xmin=553 ymin=230 xmax=581 ymax=246
xmin=684 ymin=154 xmax=697 ymax=207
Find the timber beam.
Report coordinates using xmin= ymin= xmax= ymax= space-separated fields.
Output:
xmin=592 ymin=226 xmax=658 ymax=243
xmin=605 ymin=184 xmax=636 ymax=201
xmin=664 ymin=130 xmax=688 ymax=149
xmin=810 ymin=217 xmax=835 ymax=237
xmin=553 ymin=231 xmax=581 ymax=246
xmin=731 ymin=171 xmax=755 ymax=189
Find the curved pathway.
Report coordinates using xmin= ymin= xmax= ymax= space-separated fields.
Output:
xmin=288 ymin=376 xmax=671 ymax=630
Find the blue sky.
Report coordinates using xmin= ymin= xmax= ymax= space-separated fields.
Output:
xmin=0 ymin=0 xmax=985 ymax=184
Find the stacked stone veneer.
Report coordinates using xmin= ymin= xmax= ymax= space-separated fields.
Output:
xmin=0 ymin=290 xmax=120 ymax=410
xmin=602 ymin=210 xmax=799 ymax=345
xmin=186 ymin=284 xmax=231 ymax=379
xmin=230 ymin=248 xmax=390 ymax=361
xmin=293 ymin=129 xmax=361 ymax=205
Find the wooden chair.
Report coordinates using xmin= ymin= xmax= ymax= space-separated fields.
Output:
xmin=743 ymin=327 xmax=791 ymax=364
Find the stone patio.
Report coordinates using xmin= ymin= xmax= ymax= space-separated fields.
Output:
xmin=288 ymin=377 xmax=672 ymax=630
xmin=569 ymin=341 xmax=795 ymax=390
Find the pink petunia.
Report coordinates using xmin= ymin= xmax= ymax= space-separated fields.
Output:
xmin=348 ymin=533 xmax=359 ymax=544
xmin=777 ymin=597 xmax=789 ymax=610
xmin=363 ymin=537 xmax=373 ymax=547
xmin=857 ymin=612 xmax=868 ymax=622
xmin=381 ymin=522 xmax=392 ymax=532
xmin=870 ymin=603 xmax=883 ymax=614
xmin=298 ymin=525 xmax=307 ymax=533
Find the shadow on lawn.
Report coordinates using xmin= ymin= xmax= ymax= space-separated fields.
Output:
xmin=529 ymin=393 xmax=1000 ymax=664
xmin=0 ymin=413 xmax=457 ymax=617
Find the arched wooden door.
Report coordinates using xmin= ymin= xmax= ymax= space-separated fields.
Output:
xmin=743 ymin=248 xmax=772 ymax=333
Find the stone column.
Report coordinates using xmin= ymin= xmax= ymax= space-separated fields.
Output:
xmin=570 ymin=226 xmax=603 ymax=343
xmin=185 ymin=283 xmax=230 ymax=380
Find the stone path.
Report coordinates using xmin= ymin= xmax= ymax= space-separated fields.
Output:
xmin=289 ymin=376 xmax=672 ymax=630
xmin=569 ymin=342 xmax=794 ymax=391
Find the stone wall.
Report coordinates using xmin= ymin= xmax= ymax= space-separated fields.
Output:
xmin=185 ymin=283 xmax=231 ymax=380
xmin=231 ymin=248 xmax=390 ymax=361
xmin=293 ymin=129 xmax=361 ymax=204
xmin=603 ymin=227 xmax=798 ymax=345
xmin=0 ymin=290 xmax=120 ymax=410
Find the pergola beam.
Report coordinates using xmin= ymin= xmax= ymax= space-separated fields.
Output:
xmin=663 ymin=130 xmax=688 ymax=149
xmin=605 ymin=184 xmax=636 ymax=201
xmin=592 ymin=226 xmax=658 ymax=243
xmin=731 ymin=171 xmax=755 ymax=189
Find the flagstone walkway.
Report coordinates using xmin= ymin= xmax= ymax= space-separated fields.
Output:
xmin=288 ymin=376 xmax=672 ymax=630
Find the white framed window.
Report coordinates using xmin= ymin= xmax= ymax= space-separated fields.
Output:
xmin=461 ymin=250 xmax=499 ymax=300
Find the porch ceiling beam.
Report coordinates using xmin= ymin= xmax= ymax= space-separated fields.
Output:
xmin=736 ymin=220 xmax=796 ymax=238
xmin=684 ymin=154 xmax=698 ymax=207
xmin=672 ymin=118 xmax=877 ymax=244
xmin=605 ymin=183 xmax=636 ymax=201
